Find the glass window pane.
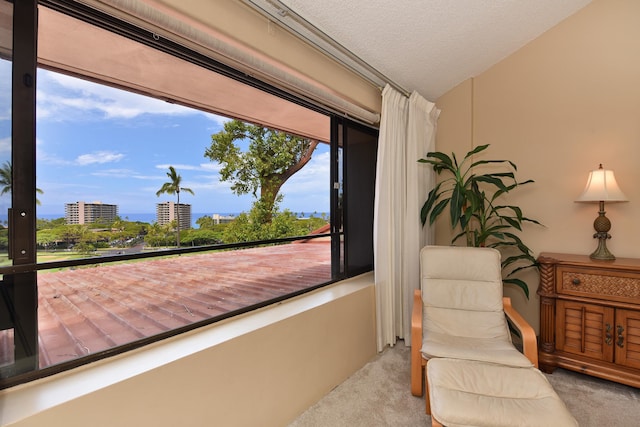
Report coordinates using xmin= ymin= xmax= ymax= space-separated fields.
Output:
xmin=30 ymin=5 xmax=332 ymax=371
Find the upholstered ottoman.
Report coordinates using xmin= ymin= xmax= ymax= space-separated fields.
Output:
xmin=426 ymin=358 xmax=578 ymax=427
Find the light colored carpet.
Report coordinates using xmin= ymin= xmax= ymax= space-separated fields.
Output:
xmin=289 ymin=343 xmax=640 ymax=426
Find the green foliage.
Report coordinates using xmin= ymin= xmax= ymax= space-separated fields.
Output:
xmin=205 ymin=120 xmax=319 ymax=220
xmin=144 ymin=222 xmax=176 ymax=247
xmin=0 ymin=160 xmax=44 ymax=204
xmin=37 ymin=227 xmax=65 ymax=248
xmin=37 ymin=217 xmax=66 ymax=230
xmin=34 ymin=217 xmax=149 ymax=250
xmin=0 ymin=228 xmax=7 ymax=250
xmin=180 ymin=228 xmax=223 ymax=246
xmin=74 ymin=242 xmax=96 ymax=255
xmin=419 ymin=144 xmax=542 ymax=298
xmin=195 ymin=215 xmax=218 ymax=230
xmin=155 ymin=166 xmax=194 ymax=199
xmin=0 ymin=161 xmax=11 ymax=196
xmin=222 ymin=199 xmax=328 ymax=244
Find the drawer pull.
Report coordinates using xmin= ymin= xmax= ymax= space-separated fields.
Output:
xmin=605 ymin=323 xmax=613 ymax=346
xmin=572 ymin=278 xmax=581 ymax=285
xmin=617 ymin=325 xmax=625 ymax=348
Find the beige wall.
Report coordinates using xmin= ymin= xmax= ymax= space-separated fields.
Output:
xmin=3 ymin=279 xmax=376 ymax=427
xmin=434 ymin=0 xmax=640 ymax=330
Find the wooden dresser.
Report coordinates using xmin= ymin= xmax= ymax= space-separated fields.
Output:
xmin=538 ymin=252 xmax=640 ymax=387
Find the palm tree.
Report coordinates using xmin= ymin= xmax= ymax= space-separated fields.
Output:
xmin=0 ymin=161 xmax=12 ymax=196
xmin=156 ymin=166 xmax=194 ymax=247
xmin=0 ymin=160 xmax=44 ymax=205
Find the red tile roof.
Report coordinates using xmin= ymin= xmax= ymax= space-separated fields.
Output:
xmin=2 ymin=242 xmax=331 ymax=369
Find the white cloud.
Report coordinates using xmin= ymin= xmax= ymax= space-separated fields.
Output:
xmin=0 ymin=60 xmax=10 ymax=118
xmin=0 ymin=107 xmax=10 ymax=122
xmin=91 ymin=169 xmax=158 ymax=180
xmin=281 ymin=151 xmax=330 ymax=195
xmin=206 ymin=115 xmax=231 ymax=128
xmin=155 ymin=163 xmax=221 ymax=172
xmin=76 ymin=151 xmax=124 ymax=165
xmin=0 ymin=137 xmax=9 ymax=154
xmin=187 ymin=178 xmax=232 ymax=192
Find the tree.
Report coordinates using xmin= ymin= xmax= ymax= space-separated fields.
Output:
xmin=221 ymin=198 xmax=327 ymax=244
xmin=204 ymin=120 xmax=319 ymax=222
xmin=144 ymin=221 xmax=175 ymax=248
xmin=156 ymin=166 xmax=194 ymax=247
xmin=196 ymin=215 xmax=217 ymax=230
xmin=0 ymin=161 xmax=44 ymax=204
xmin=0 ymin=161 xmax=11 ymax=196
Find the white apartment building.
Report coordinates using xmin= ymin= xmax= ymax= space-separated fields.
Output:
xmin=211 ymin=213 xmax=235 ymax=224
xmin=65 ymin=201 xmax=118 ymax=225
xmin=156 ymin=201 xmax=191 ymax=230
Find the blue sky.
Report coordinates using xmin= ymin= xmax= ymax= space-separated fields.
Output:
xmin=0 ymin=60 xmax=330 ymax=218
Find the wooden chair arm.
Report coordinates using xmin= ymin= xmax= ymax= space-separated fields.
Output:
xmin=503 ymin=297 xmax=538 ymax=368
xmin=412 ymin=289 xmax=422 ymax=334
xmin=411 ymin=289 xmax=424 ymax=396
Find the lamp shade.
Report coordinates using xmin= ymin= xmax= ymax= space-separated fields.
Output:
xmin=575 ymin=164 xmax=628 ymax=202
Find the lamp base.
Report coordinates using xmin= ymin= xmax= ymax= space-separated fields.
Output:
xmin=589 ymin=203 xmax=616 ymax=260
xmin=590 ymin=233 xmax=615 ymax=260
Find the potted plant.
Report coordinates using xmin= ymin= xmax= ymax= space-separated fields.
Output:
xmin=419 ymin=144 xmax=542 ymax=298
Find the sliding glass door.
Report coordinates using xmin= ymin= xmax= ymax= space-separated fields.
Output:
xmin=0 ymin=0 xmax=39 ymax=378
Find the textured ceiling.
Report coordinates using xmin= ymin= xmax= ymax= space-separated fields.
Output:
xmin=279 ymin=0 xmax=593 ymax=100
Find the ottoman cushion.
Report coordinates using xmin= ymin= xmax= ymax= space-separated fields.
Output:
xmin=427 ymin=358 xmax=577 ymax=427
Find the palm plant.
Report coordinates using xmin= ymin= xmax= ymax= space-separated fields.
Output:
xmin=419 ymin=144 xmax=542 ymax=298
xmin=0 ymin=160 xmax=44 ymax=204
xmin=156 ymin=166 xmax=194 ymax=247
xmin=0 ymin=161 xmax=12 ymax=196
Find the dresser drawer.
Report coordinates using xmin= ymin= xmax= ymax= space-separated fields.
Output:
xmin=558 ymin=267 xmax=640 ymax=303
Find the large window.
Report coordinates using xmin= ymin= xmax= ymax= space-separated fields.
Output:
xmin=0 ymin=0 xmax=377 ymax=388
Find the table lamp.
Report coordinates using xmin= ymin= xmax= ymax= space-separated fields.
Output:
xmin=575 ymin=164 xmax=628 ymax=260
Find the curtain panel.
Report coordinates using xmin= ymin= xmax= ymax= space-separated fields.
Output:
xmin=374 ymin=85 xmax=439 ymax=351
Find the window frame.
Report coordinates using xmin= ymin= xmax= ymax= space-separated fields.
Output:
xmin=0 ymin=0 xmax=378 ymax=389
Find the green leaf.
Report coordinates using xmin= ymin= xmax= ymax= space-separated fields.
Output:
xmin=449 ymin=185 xmax=465 ymax=229
xmin=429 ymin=198 xmax=450 ymax=225
xmin=420 ymin=183 xmax=443 ymax=225
xmin=503 ymin=278 xmax=530 ymax=299
xmin=474 ymin=175 xmax=510 ymax=192
xmin=451 ymin=229 xmax=467 ymax=245
xmin=425 ymin=152 xmax=455 ymax=171
xmin=464 ymin=144 xmax=490 ymax=158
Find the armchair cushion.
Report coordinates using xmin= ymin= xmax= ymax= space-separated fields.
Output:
xmin=421 ymin=331 xmax=533 ymax=367
xmin=419 ymin=245 xmax=532 ymax=367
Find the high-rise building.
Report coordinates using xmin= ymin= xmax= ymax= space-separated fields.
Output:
xmin=211 ymin=213 xmax=235 ymax=224
xmin=65 ymin=201 xmax=118 ymax=225
xmin=156 ymin=201 xmax=191 ymax=230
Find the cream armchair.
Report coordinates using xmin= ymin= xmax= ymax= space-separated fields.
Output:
xmin=411 ymin=245 xmax=538 ymax=397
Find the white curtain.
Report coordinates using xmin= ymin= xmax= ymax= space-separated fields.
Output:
xmin=374 ymin=85 xmax=439 ymax=351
